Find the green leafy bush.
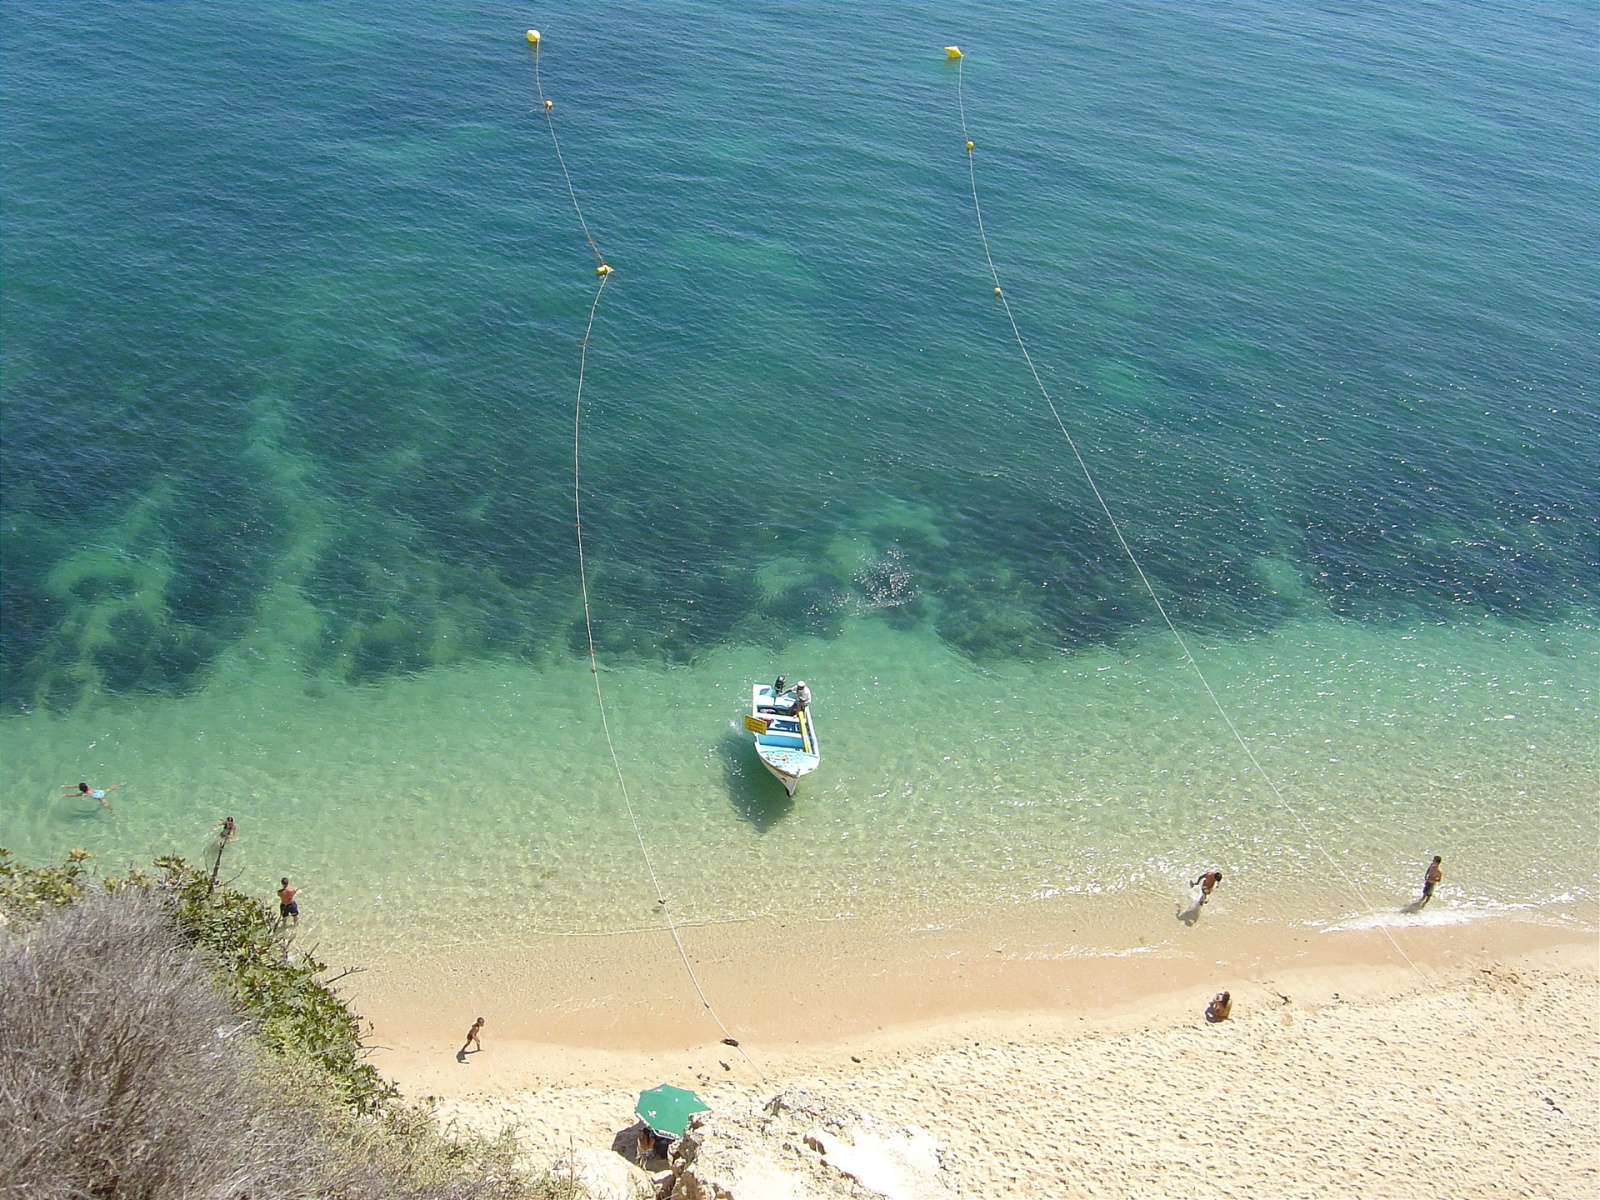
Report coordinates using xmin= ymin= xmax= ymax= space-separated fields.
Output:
xmin=0 ymin=849 xmax=590 ymax=1199
xmin=1 ymin=847 xmax=389 ymax=1110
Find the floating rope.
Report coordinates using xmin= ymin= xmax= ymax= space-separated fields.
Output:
xmin=946 ymin=46 xmax=1568 ymax=1120
xmin=525 ymin=27 xmax=766 ymax=1082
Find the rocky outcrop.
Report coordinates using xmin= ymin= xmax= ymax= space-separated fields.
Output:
xmin=551 ymin=1147 xmax=658 ymax=1200
xmin=666 ymin=1088 xmax=956 ymax=1200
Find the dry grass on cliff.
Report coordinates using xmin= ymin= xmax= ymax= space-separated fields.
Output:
xmin=0 ymin=887 xmax=585 ymax=1200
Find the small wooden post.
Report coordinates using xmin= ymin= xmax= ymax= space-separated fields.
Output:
xmin=208 ymin=817 xmax=235 ymax=896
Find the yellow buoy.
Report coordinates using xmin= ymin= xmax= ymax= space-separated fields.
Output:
xmin=596 ymin=263 xmax=612 ymax=276
xmin=944 ymin=46 xmax=962 ymax=59
xmin=526 ymin=29 xmax=540 ymax=45
xmin=993 ymin=287 xmax=1002 ymax=296
xmin=543 ymin=99 xmax=553 ymax=111
xmin=966 ymin=140 xmax=974 ymax=152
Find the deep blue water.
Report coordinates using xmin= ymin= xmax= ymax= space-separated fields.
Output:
xmin=3 ymin=1 xmax=1594 ymax=712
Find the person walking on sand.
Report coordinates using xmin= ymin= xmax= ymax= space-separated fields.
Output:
xmin=458 ymin=1016 xmax=484 ymax=1060
xmin=277 ymin=878 xmax=299 ymax=925
xmin=1419 ymin=856 xmax=1443 ymax=907
xmin=63 ymin=781 xmax=123 ymax=811
xmin=1191 ymin=869 xmax=1223 ymax=905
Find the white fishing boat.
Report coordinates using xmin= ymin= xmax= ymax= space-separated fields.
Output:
xmin=747 ymin=681 xmax=820 ymax=796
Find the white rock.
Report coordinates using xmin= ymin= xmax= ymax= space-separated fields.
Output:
xmin=667 ymin=1088 xmax=955 ymax=1200
xmin=805 ymin=1126 xmax=950 ymax=1200
xmin=551 ymin=1147 xmax=656 ymax=1200
xmin=670 ymin=1110 xmax=817 ymax=1200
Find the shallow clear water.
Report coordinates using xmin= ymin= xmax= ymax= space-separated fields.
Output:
xmin=2 ymin=3 xmax=1595 ymax=954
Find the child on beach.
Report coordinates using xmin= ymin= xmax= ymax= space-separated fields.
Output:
xmin=1419 ymin=856 xmax=1443 ymax=907
xmin=458 ymin=1016 xmax=485 ymax=1060
xmin=1191 ymin=869 xmax=1223 ymax=905
xmin=1206 ymin=991 xmax=1232 ymax=1023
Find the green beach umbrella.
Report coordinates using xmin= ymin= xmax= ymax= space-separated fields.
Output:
xmin=635 ymin=1084 xmax=709 ymax=1138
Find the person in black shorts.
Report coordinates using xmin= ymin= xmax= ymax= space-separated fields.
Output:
xmin=277 ymin=877 xmax=299 ymax=925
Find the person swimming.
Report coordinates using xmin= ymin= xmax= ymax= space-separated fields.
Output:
xmin=62 ymin=781 xmax=124 ymax=811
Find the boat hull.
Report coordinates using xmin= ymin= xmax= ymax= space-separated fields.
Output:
xmin=750 ymin=684 xmax=820 ymax=795
xmin=760 ymin=759 xmax=803 ymax=797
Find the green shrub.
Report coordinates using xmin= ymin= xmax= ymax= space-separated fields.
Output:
xmin=1 ymin=847 xmax=389 ymax=1110
xmin=0 ymin=850 xmax=591 ymax=1199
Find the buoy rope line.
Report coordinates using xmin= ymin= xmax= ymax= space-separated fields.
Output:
xmin=531 ymin=35 xmax=602 ymax=267
xmin=946 ymin=48 xmax=1567 ymax=1119
xmin=526 ymin=30 xmax=766 ymax=1083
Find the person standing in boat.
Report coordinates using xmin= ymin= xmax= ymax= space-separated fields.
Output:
xmin=792 ymin=681 xmax=812 ymax=713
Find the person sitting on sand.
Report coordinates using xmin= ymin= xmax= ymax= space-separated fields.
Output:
xmin=63 ymin=781 xmax=123 ymax=811
xmin=1192 ymin=869 xmax=1223 ymax=905
xmin=1419 ymin=856 xmax=1443 ymax=907
xmin=1206 ymin=991 xmax=1232 ymax=1023
xmin=458 ymin=1016 xmax=484 ymax=1058
xmin=636 ymin=1122 xmax=669 ymax=1164
xmin=277 ymin=878 xmax=299 ymax=925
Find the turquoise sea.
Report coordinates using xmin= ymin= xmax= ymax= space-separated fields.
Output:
xmin=2 ymin=3 xmax=1595 ymax=956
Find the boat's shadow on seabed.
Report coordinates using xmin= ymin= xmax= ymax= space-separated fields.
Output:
xmin=717 ymin=731 xmax=795 ymax=833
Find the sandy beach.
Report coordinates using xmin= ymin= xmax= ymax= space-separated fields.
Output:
xmin=357 ymin=904 xmax=1598 ymax=1197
